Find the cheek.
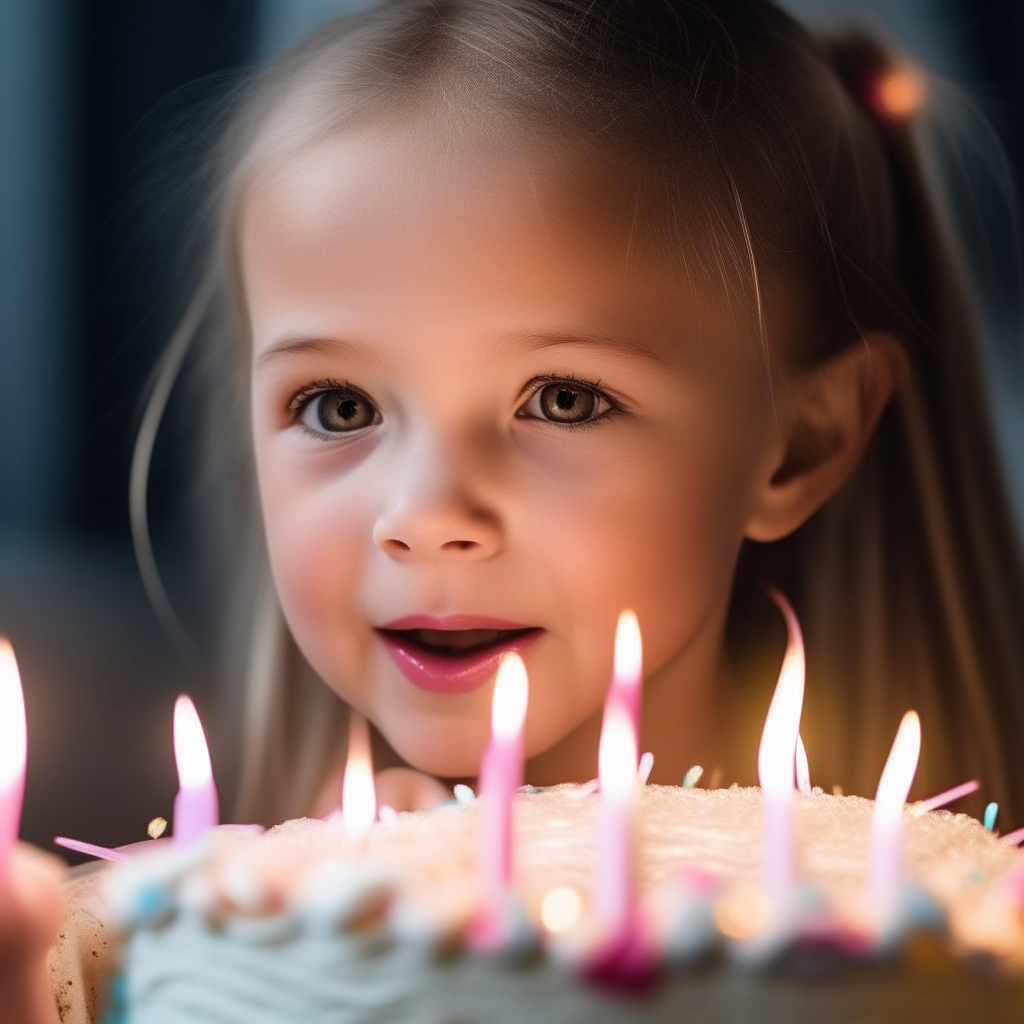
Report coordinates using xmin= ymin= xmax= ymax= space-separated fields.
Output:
xmin=255 ymin=444 xmax=374 ymax=673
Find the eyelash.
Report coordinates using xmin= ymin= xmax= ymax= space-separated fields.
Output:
xmin=286 ymin=374 xmax=621 ymax=434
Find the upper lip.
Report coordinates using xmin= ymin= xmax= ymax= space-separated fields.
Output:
xmin=377 ymin=614 xmax=535 ymax=631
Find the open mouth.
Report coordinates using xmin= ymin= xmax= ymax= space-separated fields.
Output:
xmin=376 ymin=619 xmax=543 ymax=694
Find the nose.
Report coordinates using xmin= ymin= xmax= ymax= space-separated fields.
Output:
xmin=372 ymin=438 xmax=502 ymax=562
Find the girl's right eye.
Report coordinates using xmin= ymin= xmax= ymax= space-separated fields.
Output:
xmin=298 ymin=388 xmax=381 ymax=434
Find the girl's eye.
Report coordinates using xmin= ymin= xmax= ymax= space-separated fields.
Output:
xmin=519 ymin=381 xmax=612 ymax=425
xmin=300 ymin=389 xmax=380 ymax=433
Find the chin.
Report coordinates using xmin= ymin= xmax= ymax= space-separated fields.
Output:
xmin=386 ymin=727 xmax=486 ymax=780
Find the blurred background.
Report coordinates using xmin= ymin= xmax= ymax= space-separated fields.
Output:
xmin=1 ymin=0 xmax=1022 ymax=859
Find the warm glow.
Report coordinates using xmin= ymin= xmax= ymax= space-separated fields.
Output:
xmin=757 ymin=594 xmax=805 ymax=799
xmin=713 ymin=884 xmax=773 ymax=940
xmin=598 ymin=704 xmax=638 ymax=802
xmin=173 ymin=695 xmax=212 ymax=791
xmin=540 ymin=886 xmax=582 ymax=934
xmin=491 ymin=653 xmax=528 ymax=740
xmin=613 ymin=610 xmax=642 ymax=686
xmin=874 ymin=711 xmax=921 ymax=823
xmin=0 ymin=639 xmax=26 ymax=791
xmin=342 ymin=712 xmax=376 ymax=838
xmin=875 ymin=68 xmax=926 ymax=120
xmin=795 ymin=733 xmax=811 ymax=795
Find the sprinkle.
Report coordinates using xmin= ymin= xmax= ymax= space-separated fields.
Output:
xmin=378 ymin=804 xmax=399 ymax=823
xmin=54 ymin=837 xmax=127 ymax=863
xmin=518 ymin=784 xmax=545 ymax=794
xmin=1000 ymin=826 xmax=1024 ymax=846
xmin=576 ymin=778 xmax=600 ymax=797
xmin=682 ymin=766 xmax=704 ymax=789
xmin=908 ymin=779 xmax=979 ymax=817
xmin=708 ymin=768 xmax=723 ymax=790
xmin=147 ymin=817 xmax=168 ymax=840
xmin=453 ymin=784 xmax=476 ymax=804
xmin=638 ymin=752 xmax=654 ymax=785
xmin=984 ymin=802 xmax=998 ymax=831
xmin=832 ymin=785 xmax=844 ymax=796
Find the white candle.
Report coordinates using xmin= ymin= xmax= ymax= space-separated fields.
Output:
xmin=870 ymin=710 xmax=921 ymax=909
xmin=757 ymin=591 xmax=805 ymax=900
xmin=594 ymin=703 xmax=638 ymax=936
xmin=341 ymin=712 xmax=376 ymax=839
xmin=172 ymin=695 xmax=219 ymax=845
xmin=0 ymin=639 xmax=26 ymax=875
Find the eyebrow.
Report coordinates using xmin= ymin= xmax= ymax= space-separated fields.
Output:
xmin=254 ymin=329 xmax=668 ymax=369
xmin=501 ymin=330 xmax=668 ymax=365
xmin=253 ymin=335 xmax=375 ymax=370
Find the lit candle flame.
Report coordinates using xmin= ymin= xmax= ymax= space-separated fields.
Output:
xmin=0 ymin=638 xmax=27 ymax=868
xmin=795 ymin=733 xmax=811 ymax=795
xmin=492 ymin=653 xmax=528 ymax=739
xmin=758 ymin=592 xmax=805 ymax=800
xmin=871 ymin=710 xmax=921 ymax=907
xmin=342 ymin=712 xmax=376 ymax=839
xmin=173 ymin=695 xmax=213 ymax=791
xmin=0 ymin=639 xmax=26 ymax=794
xmin=613 ymin=610 xmax=642 ymax=687
xmin=599 ymin=704 xmax=638 ymax=803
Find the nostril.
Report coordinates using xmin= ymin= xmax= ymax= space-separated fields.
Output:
xmin=442 ymin=540 xmax=478 ymax=552
xmin=386 ymin=539 xmax=411 ymax=553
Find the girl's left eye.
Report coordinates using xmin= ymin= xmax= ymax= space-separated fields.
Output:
xmin=517 ymin=380 xmax=613 ymax=425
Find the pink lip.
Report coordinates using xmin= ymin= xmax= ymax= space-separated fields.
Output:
xmin=377 ymin=617 xmax=542 ymax=694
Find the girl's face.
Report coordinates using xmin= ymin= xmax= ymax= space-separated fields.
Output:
xmin=242 ymin=129 xmax=783 ymax=780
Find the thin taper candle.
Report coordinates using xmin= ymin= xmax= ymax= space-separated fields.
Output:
xmin=757 ymin=590 xmax=805 ymax=899
xmin=172 ymin=695 xmax=219 ymax=845
xmin=478 ymin=653 xmax=529 ymax=904
xmin=870 ymin=710 xmax=921 ymax=909
xmin=0 ymin=639 xmax=27 ymax=875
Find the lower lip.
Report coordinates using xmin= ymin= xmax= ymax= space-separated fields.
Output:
xmin=378 ymin=630 xmax=543 ymax=694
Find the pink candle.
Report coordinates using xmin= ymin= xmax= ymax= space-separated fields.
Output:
xmin=870 ymin=710 xmax=921 ymax=909
xmin=478 ymin=653 xmax=529 ymax=906
xmin=0 ymin=639 xmax=26 ymax=876
xmin=594 ymin=702 xmax=639 ymax=936
xmin=606 ymin=610 xmax=642 ymax=736
xmin=172 ymin=695 xmax=219 ymax=845
xmin=757 ymin=590 xmax=805 ymax=899
xmin=341 ymin=712 xmax=376 ymax=838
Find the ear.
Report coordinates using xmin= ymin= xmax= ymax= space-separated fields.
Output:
xmin=744 ymin=334 xmax=908 ymax=542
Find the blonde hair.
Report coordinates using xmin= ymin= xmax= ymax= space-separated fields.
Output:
xmin=132 ymin=0 xmax=1024 ymax=825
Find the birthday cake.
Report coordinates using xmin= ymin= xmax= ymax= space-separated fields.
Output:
xmin=97 ymin=784 xmax=1024 ymax=1023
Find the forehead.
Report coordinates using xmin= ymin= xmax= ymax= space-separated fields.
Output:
xmin=237 ymin=127 xmax=764 ymax=366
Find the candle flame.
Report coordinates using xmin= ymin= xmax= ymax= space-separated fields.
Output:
xmin=598 ymin=703 xmax=638 ymax=803
xmin=795 ymin=733 xmax=811 ymax=795
xmin=613 ymin=610 xmax=642 ymax=687
xmin=540 ymin=886 xmax=582 ymax=934
xmin=874 ymin=710 xmax=921 ymax=819
xmin=173 ymin=695 xmax=213 ymax=791
xmin=757 ymin=591 xmax=805 ymax=799
xmin=342 ymin=712 xmax=376 ymax=839
xmin=0 ymin=639 xmax=26 ymax=791
xmin=492 ymin=653 xmax=528 ymax=740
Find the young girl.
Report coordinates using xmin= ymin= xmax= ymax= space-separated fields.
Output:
xmin=5 ymin=1 xmax=1024 ymax=1019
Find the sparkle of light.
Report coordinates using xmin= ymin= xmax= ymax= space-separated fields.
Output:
xmin=147 ymin=816 xmax=168 ymax=839
xmin=598 ymin=704 xmax=637 ymax=803
xmin=173 ymin=695 xmax=213 ymax=791
xmin=713 ymin=885 xmax=773 ymax=940
xmin=492 ymin=653 xmax=528 ymax=740
xmin=874 ymin=711 xmax=921 ymax=825
xmin=613 ymin=610 xmax=642 ymax=686
xmin=876 ymin=68 xmax=926 ymax=119
xmin=0 ymin=639 xmax=26 ymax=791
xmin=757 ymin=595 xmax=805 ymax=800
xmin=540 ymin=886 xmax=582 ymax=934
xmin=342 ymin=712 xmax=376 ymax=839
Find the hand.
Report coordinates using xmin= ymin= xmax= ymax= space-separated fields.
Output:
xmin=0 ymin=843 xmax=66 ymax=1024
